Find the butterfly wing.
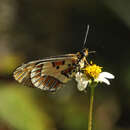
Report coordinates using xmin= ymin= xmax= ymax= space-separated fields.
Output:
xmin=13 ymin=61 xmax=39 ymax=87
xmin=13 ymin=54 xmax=78 ymax=92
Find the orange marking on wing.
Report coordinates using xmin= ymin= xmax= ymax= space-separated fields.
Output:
xmin=53 ymin=61 xmax=64 ymax=66
xmin=40 ymin=77 xmax=44 ymax=81
xmin=53 ymin=80 xmax=60 ymax=88
xmin=43 ymin=76 xmax=50 ymax=87
xmin=48 ymin=79 xmax=55 ymax=87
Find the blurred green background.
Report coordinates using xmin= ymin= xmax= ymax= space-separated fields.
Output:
xmin=0 ymin=0 xmax=130 ymax=130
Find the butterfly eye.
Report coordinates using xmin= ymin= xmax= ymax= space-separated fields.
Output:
xmin=83 ymin=49 xmax=86 ymax=52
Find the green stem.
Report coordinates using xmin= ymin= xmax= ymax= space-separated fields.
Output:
xmin=88 ymin=86 xmax=95 ymax=130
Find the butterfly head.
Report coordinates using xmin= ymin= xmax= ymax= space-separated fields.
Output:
xmin=76 ymin=48 xmax=88 ymax=61
xmin=81 ymin=48 xmax=96 ymax=57
xmin=82 ymin=48 xmax=88 ymax=57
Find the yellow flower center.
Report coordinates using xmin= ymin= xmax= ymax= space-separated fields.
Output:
xmin=83 ymin=63 xmax=102 ymax=79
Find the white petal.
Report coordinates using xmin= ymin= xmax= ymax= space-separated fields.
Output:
xmin=97 ymin=76 xmax=110 ymax=85
xmin=75 ymin=72 xmax=89 ymax=91
xmin=101 ymin=77 xmax=110 ymax=85
xmin=75 ymin=72 xmax=82 ymax=81
xmin=75 ymin=72 xmax=87 ymax=82
xmin=99 ymin=72 xmax=115 ymax=79
xmin=77 ymin=80 xmax=88 ymax=91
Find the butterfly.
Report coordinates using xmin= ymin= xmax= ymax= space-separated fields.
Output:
xmin=13 ymin=48 xmax=90 ymax=92
xmin=13 ymin=25 xmax=93 ymax=92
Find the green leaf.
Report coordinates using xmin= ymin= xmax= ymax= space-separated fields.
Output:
xmin=0 ymin=85 xmax=54 ymax=130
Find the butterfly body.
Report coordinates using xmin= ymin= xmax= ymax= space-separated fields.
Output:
xmin=13 ymin=48 xmax=89 ymax=92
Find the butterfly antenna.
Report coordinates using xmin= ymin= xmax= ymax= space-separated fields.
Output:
xmin=88 ymin=50 xmax=96 ymax=54
xmin=82 ymin=24 xmax=90 ymax=48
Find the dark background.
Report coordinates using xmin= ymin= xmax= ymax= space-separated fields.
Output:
xmin=0 ymin=0 xmax=130 ymax=130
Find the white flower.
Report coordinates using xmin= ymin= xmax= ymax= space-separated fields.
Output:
xmin=75 ymin=63 xmax=115 ymax=91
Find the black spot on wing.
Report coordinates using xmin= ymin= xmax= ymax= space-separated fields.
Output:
xmin=56 ymin=66 xmax=59 ymax=69
xmin=61 ymin=66 xmax=76 ymax=78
